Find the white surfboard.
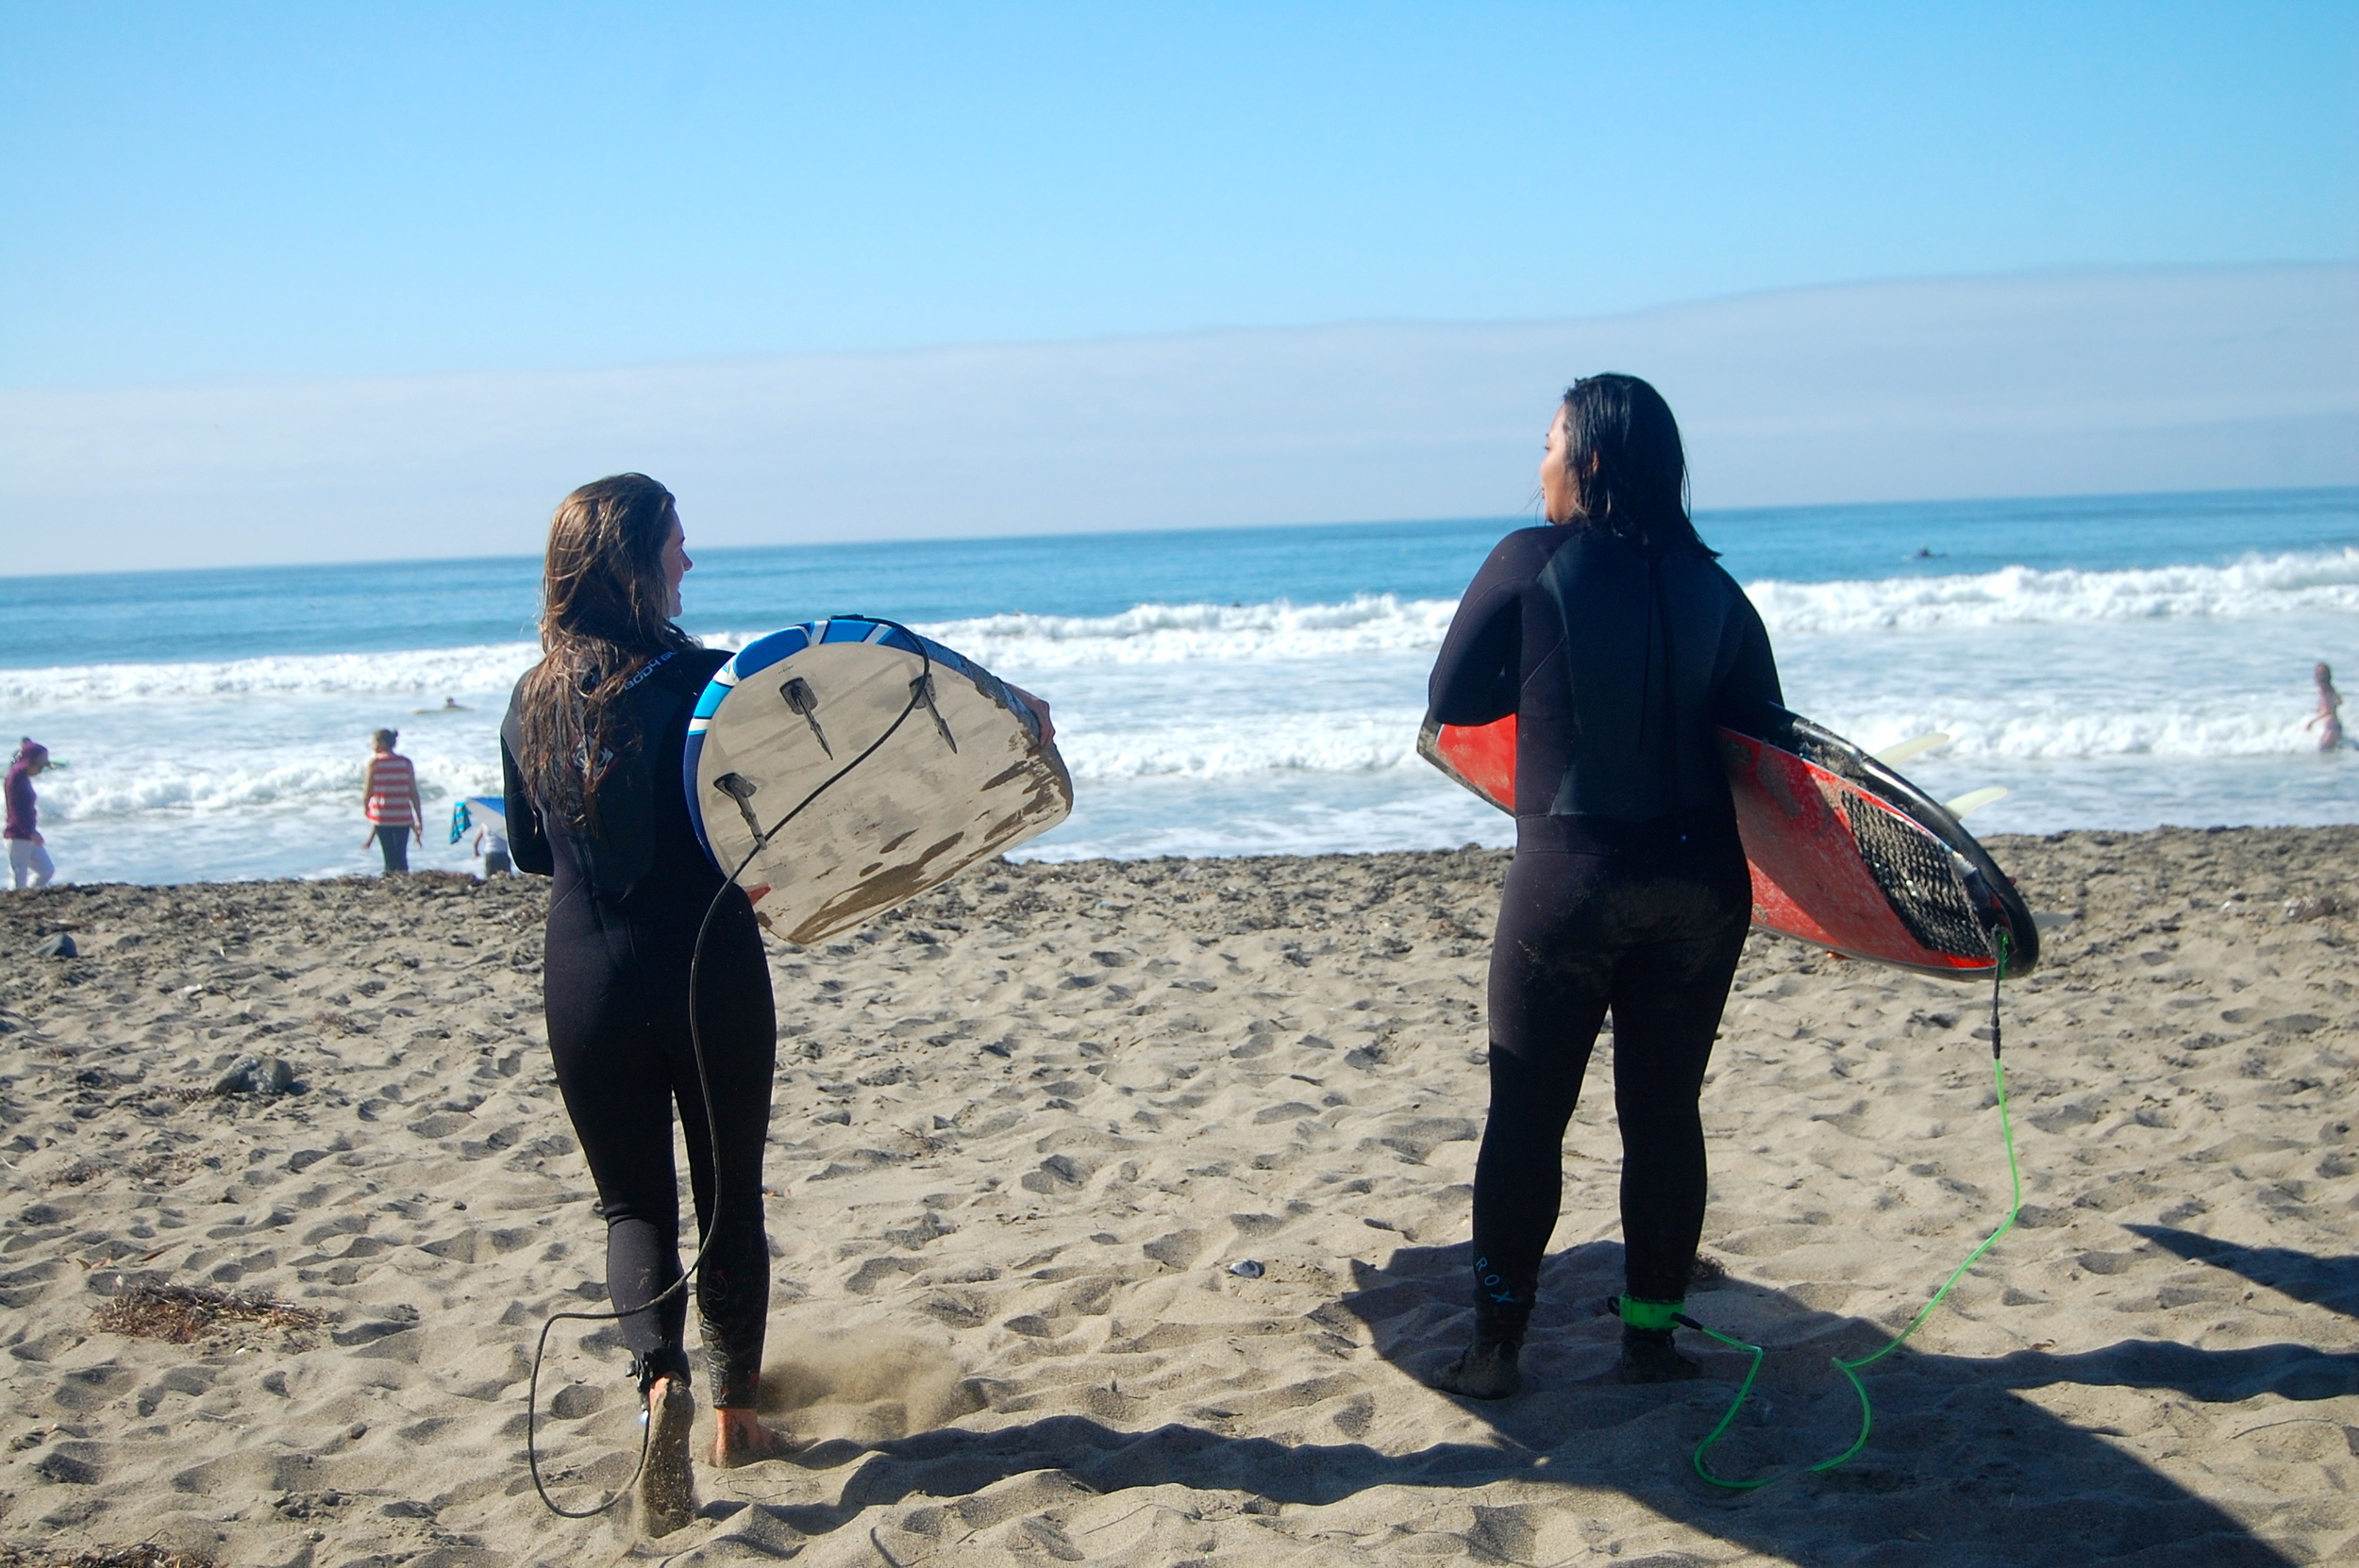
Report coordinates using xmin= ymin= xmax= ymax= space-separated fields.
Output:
xmin=683 ymin=617 xmax=1073 ymax=945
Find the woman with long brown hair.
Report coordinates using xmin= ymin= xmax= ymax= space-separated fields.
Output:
xmin=501 ymin=474 xmax=792 ymax=1534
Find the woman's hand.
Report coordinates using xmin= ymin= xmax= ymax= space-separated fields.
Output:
xmin=1006 ymin=685 xmax=1055 ymax=748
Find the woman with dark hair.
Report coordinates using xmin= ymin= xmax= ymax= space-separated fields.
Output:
xmin=1425 ymin=375 xmax=1782 ymax=1394
xmin=501 ymin=475 xmax=793 ymax=1534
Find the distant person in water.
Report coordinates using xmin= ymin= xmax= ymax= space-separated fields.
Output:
xmin=362 ymin=729 xmax=424 ymax=874
xmin=2309 ymin=663 xmax=2347 ymax=753
xmin=6 ymin=740 xmax=54 ymax=891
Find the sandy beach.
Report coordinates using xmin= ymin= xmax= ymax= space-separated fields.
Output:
xmin=3 ymin=826 xmax=2356 ymax=1566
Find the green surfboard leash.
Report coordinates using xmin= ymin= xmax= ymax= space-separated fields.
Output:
xmin=1686 ymin=933 xmax=2022 ymax=1489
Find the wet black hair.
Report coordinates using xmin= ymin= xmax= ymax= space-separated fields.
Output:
xmin=1559 ymin=374 xmax=1715 ymax=558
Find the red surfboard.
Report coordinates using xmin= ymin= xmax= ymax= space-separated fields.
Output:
xmin=1418 ymin=711 xmax=2036 ymax=980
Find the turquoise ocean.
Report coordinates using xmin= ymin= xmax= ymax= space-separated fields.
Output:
xmin=2 ymin=487 xmax=2353 ymax=885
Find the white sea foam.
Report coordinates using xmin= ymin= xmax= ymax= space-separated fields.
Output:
xmin=0 ymin=642 xmax=545 ymax=708
xmin=1043 ymin=697 xmax=2326 ymax=779
xmin=9 ymin=550 xmax=2351 ymax=709
xmin=8 ymin=546 xmax=2351 ymax=884
xmin=1806 ymin=703 xmax=2320 ymax=761
xmin=30 ymin=686 xmax=2317 ymax=838
xmin=35 ymin=742 xmax=504 ymax=824
xmin=1056 ymin=711 xmax=1429 ymax=781
xmin=1746 ymin=548 xmax=2359 ymax=635
xmin=907 ymin=594 xmax=1462 ymax=670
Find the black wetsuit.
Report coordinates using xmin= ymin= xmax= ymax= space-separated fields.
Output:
xmin=1428 ymin=524 xmax=1781 ymax=1327
xmin=503 ymin=648 xmax=778 ymax=1406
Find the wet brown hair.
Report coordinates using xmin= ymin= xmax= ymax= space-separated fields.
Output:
xmin=511 ymin=474 xmax=694 ymax=830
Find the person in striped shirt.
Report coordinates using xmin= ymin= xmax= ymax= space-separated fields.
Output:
xmin=361 ymin=728 xmax=424 ymax=875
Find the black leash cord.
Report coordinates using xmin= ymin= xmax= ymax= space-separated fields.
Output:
xmin=527 ymin=626 xmax=935 ymax=1518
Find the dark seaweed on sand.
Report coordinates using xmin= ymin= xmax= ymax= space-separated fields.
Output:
xmin=0 ymin=1546 xmax=217 ymax=1568
xmin=92 ymin=1282 xmax=326 ymax=1345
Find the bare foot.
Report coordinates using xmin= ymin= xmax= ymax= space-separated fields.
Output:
xmin=711 ymin=1407 xmax=800 ymax=1469
xmin=640 ymin=1377 xmax=698 ymax=1538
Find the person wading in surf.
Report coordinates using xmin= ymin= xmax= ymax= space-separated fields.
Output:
xmin=361 ymin=730 xmax=423 ymax=875
xmin=6 ymin=739 xmax=54 ymax=891
xmin=2309 ymin=662 xmax=2347 ymax=753
xmin=1424 ymin=375 xmax=1783 ymax=1394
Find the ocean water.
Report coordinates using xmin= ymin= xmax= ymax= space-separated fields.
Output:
xmin=2 ymin=488 xmax=2353 ymax=885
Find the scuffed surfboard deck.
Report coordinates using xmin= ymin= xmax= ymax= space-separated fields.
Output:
xmin=687 ymin=619 xmax=1072 ymax=946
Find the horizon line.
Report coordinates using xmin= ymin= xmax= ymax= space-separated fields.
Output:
xmin=6 ymin=480 xmax=2352 ymax=589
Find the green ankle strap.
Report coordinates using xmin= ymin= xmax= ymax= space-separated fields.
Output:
xmin=1617 ymin=1294 xmax=1684 ymax=1332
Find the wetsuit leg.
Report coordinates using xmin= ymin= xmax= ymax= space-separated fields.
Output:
xmin=666 ymin=915 xmax=777 ymax=1410
xmin=1472 ymin=837 xmax=1750 ymax=1324
xmin=1605 ymin=874 xmax=1748 ymax=1303
xmin=545 ymin=891 xmax=777 ymax=1402
xmin=544 ymin=976 xmax=694 ymax=1388
xmin=1469 ymin=849 xmax=1614 ymax=1334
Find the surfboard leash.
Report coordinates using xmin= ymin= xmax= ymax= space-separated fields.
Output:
xmin=526 ymin=627 xmax=940 ymax=1519
xmin=1686 ymin=932 xmax=2022 ymax=1490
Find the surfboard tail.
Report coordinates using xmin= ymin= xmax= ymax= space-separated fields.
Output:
xmin=1732 ymin=709 xmax=2039 ymax=979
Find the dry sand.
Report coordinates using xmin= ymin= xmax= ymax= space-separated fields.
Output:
xmin=2 ymin=826 xmax=2355 ymax=1567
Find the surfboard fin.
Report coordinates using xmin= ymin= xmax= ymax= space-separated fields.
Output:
xmin=711 ymin=772 xmax=764 ymax=838
xmin=780 ymin=677 xmax=832 ymax=757
xmin=1944 ymin=786 xmax=2008 ymax=819
xmin=912 ymin=673 xmax=958 ymax=752
xmin=1873 ymin=732 xmax=1951 ymax=766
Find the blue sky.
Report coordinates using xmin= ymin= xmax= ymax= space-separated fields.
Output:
xmin=3 ymin=1 xmax=2352 ymax=389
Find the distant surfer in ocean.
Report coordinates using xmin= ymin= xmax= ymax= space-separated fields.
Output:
xmin=1424 ymin=375 xmax=1782 ymax=1395
xmin=2308 ymin=662 xmax=2347 ymax=753
xmin=502 ymin=474 xmax=796 ymax=1535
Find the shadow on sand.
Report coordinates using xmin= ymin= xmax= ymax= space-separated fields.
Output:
xmin=697 ymin=1239 xmax=2351 ymax=1564
xmin=2127 ymin=1223 xmax=2359 ymax=1320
